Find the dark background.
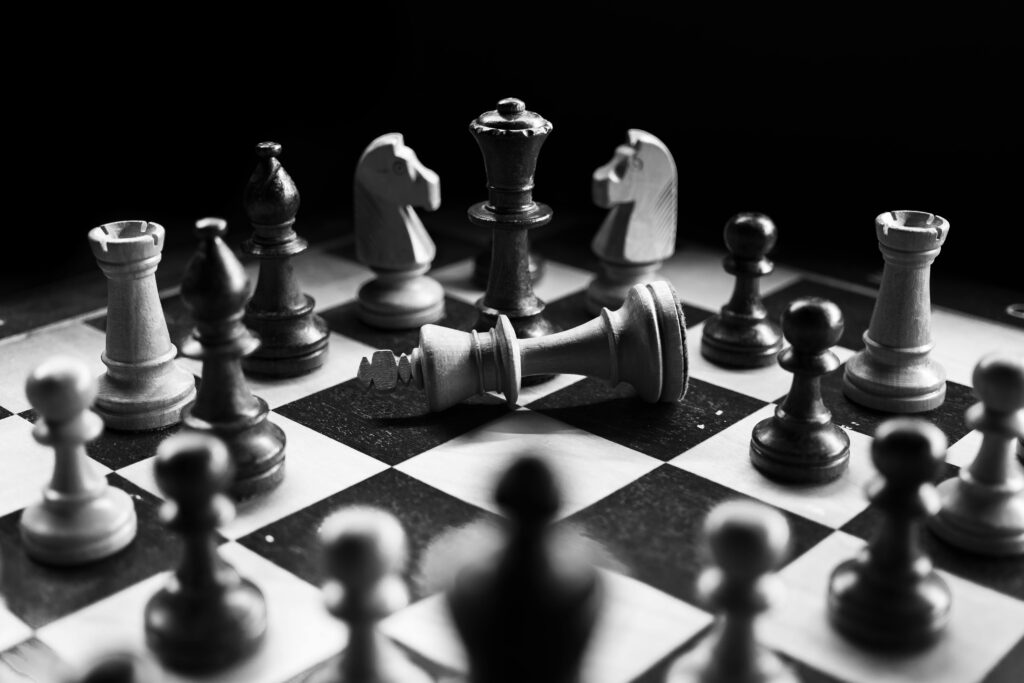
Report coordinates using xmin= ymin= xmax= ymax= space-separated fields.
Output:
xmin=5 ymin=4 xmax=1022 ymax=295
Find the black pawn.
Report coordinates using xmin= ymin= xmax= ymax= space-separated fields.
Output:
xmin=448 ymin=456 xmax=602 ymax=683
xmin=180 ymin=218 xmax=286 ymax=498
xmin=828 ymin=418 xmax=952 ymax=651
xmin=242 ymin=141 xmax=330 ymax=377
xmin=71 ymin=653 xmax=155 ymax=683
xmin=144 ymin=432 xmax=267 ymax=672
xmin=751 ymin=298 xmax=850 ymax=483
xmin=701 ymin=212 xmax=784 ymax=367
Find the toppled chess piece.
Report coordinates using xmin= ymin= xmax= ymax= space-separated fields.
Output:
xmin=358 ymin=281 xmax=688 ymax=412
xmin=586 ymin=129 xmax=677 ymax=314
xmin=354 ymin=133 xmax=445 ymax=329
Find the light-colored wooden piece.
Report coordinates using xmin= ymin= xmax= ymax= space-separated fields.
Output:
xmin=358 ymin=281 xmax=688 ymax=412
xmin=353 ymin=133 xmax=444 ymax=329
xmin=88 ymin=220 xmax=196 ymax=430
xmin=587 ymin=130 xmax=677 ymax=313
xmin=843 ymin=210 xmax=950 ymax=413
xmin=19 ymin=356 xmax=137 ymax=565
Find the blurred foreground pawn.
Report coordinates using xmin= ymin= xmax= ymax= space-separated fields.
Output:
xmin=242 ymin=142 xmax=329 ymax=377
xmin=469 ymin=98 xmax=558 ymax=341
xmin=750 ymin=298 xmax=850 ymax=483
xmin=448 ymin=457 xmax=602 ymax=683
xmin=844 ymin=211 xmax=950 ymax=413
xmin=308 ymin=507 xmax=430 ymax=683
xmin=88 ymin=220 xmax=196 ymax=430
xmin=20 ymin=357 xmax=137 ymax=565
xmin=666 ymin=501 xmax=797 ymax=683
xmin=701 ymin=213 xmax=783 ymax=368
xmin=358 ymin=281 xmax=688 ymax=412
xmin=828 ymin=419 xmax=951 ymax=650
xmin=67 ymin=652 xmax=155 ymax=683
xmin=145 ymin=432 xmax=267 ymax=672
xmin=181 ymin=218 xmax=286 ymax=498
xmin=586 ymin=129 xmax=677 ymax=314
xmin=354 ymin=133 xmax=445 ymax=329
xmin=929 ymin=353 xmax=1024 ymax=555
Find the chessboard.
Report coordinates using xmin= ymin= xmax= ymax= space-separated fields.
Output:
xmin=1 ymin=219 xmax=1023 ymax=683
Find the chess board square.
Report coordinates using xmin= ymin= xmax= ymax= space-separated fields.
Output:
xmin=382 ymin=568 xmax=714 ymax=683
xmin=321 ymin=296 xmax=478 ymax=356
xmin=0 ymin=609 xmax=32 ymax=653
xmin=565 ymin=465 xmax=834 ymax=604
xmin=288 ymin=248 xmax=374 ymax=314
xmin=0 ymin=407 xmax=12 ymax=420
xmin=118 ymin=413 xmax=388 ymax=541
xmin=36 ymin=542 xmax=346 ymax=683
xmin=531 ymin=377 xmax=768 ymax=461
xmin=763 ymin=278 xmax=878 ymax=351
xmin=0 ymin=475 xmax=172 ymax=629
xmin=431 ymin=257 xmax=593 ymax=307
xmin=631 ymin=639 xmax=846 ymax=683
xmin=0 ymin=415 xmax=114 ymax=518
xmin=668 ymin=404 xmax=876 ymax=529
xmin=659 ymin=243 xmax=802 ymax=313
xmin=395 ymin=409 xmax=662 ymax=520
xmin=931 ymin=307 xmax=1024 ymax=387
xmin=0 ymin=322 xmax=106 ymax=414
xmin=761 ymin=531 xmax=1024 ymax=683
xmin=176 ymin=331 xmax=375 ymax=410
xmin=945 ymin=428 xmax=982 ymax=469
xmin=817 ymin=364 xmax=975 ymax=443
xmin=274 ymin=378 xmax=507 ymax=466
xmin=685 ymin=320 xmax=858 ymax=404
xmin=238 ymin=469 xmax=494 ymax=601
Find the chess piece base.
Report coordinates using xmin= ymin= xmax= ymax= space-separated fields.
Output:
xmin=20 ymin=487 xmax=137 ymax=565
xmin=585 ymin=262 xmax=662 ymax=315
xmin=842 ymin=337 xmax=947 ymax=413
xmin=701 ymin=315 xmax=783 ymax=368
xmin=750 ymin=415 xmax=850 ymax=484
xmin=357 ymin=270 xmax=445 ymax=330
xmin=145 ymin=577 xmax=267 ymax=673
xmin=665 ymin=635 xmax=799 ymax=683
xmin=95 ymin=354 xmax=196 ymax=431
xmin=827 ymin=559 xmax=951 ymax=651
xmin=929 ymin=475 xmax=1024 ymax=556
xmin=243 ymin=295 xmax=330 ymax=378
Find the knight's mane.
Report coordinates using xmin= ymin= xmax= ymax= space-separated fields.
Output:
xmin=631 ymin=134 xmax=677 ymax=239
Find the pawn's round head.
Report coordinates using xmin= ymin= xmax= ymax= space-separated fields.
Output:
xmin=723 ymin=212 xmax=777 ymax=259
xmin=871 ymin=418 xmax=947 ymax=486
xmin=973 ymin=353 xmax=1024 ymax=414
xmin=26 ymin=356 xmax=96 ymax=423
xmin=705 ymin=500 xmax=789 ymax=580
xmin=76 ymin=652 xmax=155 ymax=683
xmin=154 ymin=432 xmax=234 ymax=503
xmin=782 ymin=297 xmax=845 ymax=353
xmin=495 ymin=455 xmax=561 ymax=527
xmin=320 ymin=506 xmax=407 ymax=589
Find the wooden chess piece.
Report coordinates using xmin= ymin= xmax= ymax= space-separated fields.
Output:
xmin=701 ymin=212 xmax=784 ymax=368
xmin=357 ymin=281 xmax=688 ymax=412
xmin=469 ymin=98 xmax=559 ymax=343
xmin=180 ymin=218 xmax=286 ymax=498
xmin=353 ymin=133 xmax=445 ymax=329
xmin=750 ymin=298 xmax=851 ymax=483
xmin=145 ymin=431 xmax=267 ymax=672
xmin=308 ymin=507 xmax=431 ymax=683
xmin=472 ymin=237 xmax=545 ymax=289
xmin=586 ymin=129 xmax=677 ymax=314
xmin=69 ymin=653 xmax=155 ymax=683
xmin=843 ymin=210 xmax=950 ymax=413
xmin=448 ymin=456 xmax=602 ymax=683
xmin=20 ymin=356 xmax=137 ymax=565
xmin=88 ymin=220 xmax=196 ymax=430
xmin=828 ymin=418 xmax=952 ymax=651
xmin=666 ymin=500 xmax=797 ymax=683
xmin=242 ymin=141 xmax=330 ymax=377
xmin=929 ymin=353 xmax=1024 ymax=555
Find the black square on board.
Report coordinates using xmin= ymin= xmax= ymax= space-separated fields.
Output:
xmin=321 ymin=297 xmax=478 ymax=357
xmin=763 ymin=279 xmax=877 ymax=352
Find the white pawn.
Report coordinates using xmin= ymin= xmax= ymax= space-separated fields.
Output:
xmin=310 ymin=506 xmax=430 ymax=683
xmin=20 ymin=357 xmax=137 ymax=565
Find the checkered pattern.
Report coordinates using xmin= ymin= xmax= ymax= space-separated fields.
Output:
xmin=1 ymin=231 xmax=1023 ymax=683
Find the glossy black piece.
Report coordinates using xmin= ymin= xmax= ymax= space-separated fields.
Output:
xmin=448 ymin=457 xmax=601 ymax=683
xmin=468 ymin=98 xmax=559 ymax=344
xmin=242 ymin=142 xmax=329 ymax=377
xmin=828 ymin=419 xmax=952 ymax=651
xmin=180 ymin=218 xmax=286 ymax=498
xmin=751 ymin=298 xmax=850 ymax=482
xmin=472 ymin=240 xmax=545 ymax=289
xmin=145 ymin=433 xmax=267 ymax=672
xmin=701 ymin=212 xmax=784 ymax=367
